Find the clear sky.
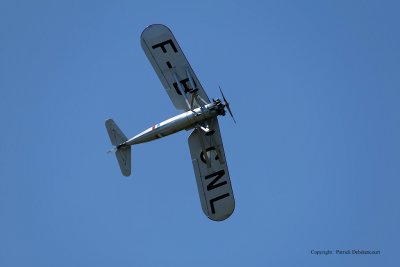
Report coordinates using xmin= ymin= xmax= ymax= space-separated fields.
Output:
xmin=1 ymin=0 xmax=399 ymax=266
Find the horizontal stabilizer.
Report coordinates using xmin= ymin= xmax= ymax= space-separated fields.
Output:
xmin=116 ymin=146 xmax=131 ymax=176
xmin=105 ymin=119 xmax=127 ymax=146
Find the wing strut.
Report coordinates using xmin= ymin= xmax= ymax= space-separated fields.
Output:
xmin=195 ymin=119 xmax=226 ymax=168
xmin=196 ymin=125 xmax=211 ymax=168
xmin=172 ymin=71 xmax=191 ymax=109
xmin=185 ymin=68 xmax=208 ymax=108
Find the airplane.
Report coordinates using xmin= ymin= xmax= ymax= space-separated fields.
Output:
xmin=105 ymin=24 xmax=235 ymax=221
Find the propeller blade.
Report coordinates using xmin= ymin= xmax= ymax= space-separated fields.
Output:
xmin=219 ymin=86 xmax=236 ymax=124
xmin=226 ymin=103 xmax=236 ymax=124
xmin=219 ymin=86 xmax=227 ymax=102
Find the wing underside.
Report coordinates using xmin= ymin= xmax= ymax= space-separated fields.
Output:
xmin=188 ymin=119 xmax=235 ymax=221
xmin=141 ymin=24 xmax=210 ymax=111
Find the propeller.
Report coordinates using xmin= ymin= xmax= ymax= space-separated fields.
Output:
xmin=219 ymin=86 xmax=236 ymax=123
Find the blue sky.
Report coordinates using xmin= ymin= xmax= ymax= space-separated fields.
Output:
xmin=1 ymin=0 xmax=399 ymax=266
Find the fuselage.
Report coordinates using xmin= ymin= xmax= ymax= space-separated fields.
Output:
xmin=124 ymin=99 xmax=225 ymax=146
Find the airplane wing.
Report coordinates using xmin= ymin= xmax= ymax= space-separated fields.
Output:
xmin=188 ymin=119 xmax=235 ymax=221
xmin=141 ymin=24 xmax=210 ymax=111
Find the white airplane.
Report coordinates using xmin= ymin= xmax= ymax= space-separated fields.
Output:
xmin=105 ymin=24 xmax=235 ymax=221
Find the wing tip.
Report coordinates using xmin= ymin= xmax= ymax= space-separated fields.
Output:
xmin=140 ymin=23 xmax=172 ymax=40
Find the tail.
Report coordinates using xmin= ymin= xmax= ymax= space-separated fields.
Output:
xmin=105 ymin=119 xmax=131 ymax=176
